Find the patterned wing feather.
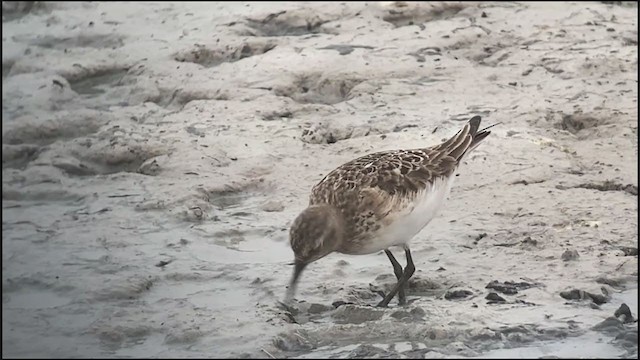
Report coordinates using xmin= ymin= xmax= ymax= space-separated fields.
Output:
xmin=309 ymin=116 xmax=491 ymax=239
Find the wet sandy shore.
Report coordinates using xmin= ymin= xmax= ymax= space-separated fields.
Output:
xmin=2 ymin=1 xmax=638 ymax=358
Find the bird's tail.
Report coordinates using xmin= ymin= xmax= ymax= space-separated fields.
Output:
xmin=437 ymin=116 xmax=498 ymax=161
xmin=468 ymin=116 xmax=500 ymax=154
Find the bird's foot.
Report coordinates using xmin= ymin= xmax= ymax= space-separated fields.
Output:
xmin=276 ymin=300 xmax=291 ymax=312
xmin=373 ymin=289 xmax=389 ymax=307
xmin=376 ymin=300 xmax=389 ymax=308
xmin=276 ymin=300 xmax=300 ymax=315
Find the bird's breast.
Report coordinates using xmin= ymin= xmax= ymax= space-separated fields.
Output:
xmin=341 ymin=175 xmax=456 ymax=255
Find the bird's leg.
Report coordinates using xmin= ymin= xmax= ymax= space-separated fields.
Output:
xmin=403 ymin=246 xmax=416 ymax=285
xmin=384 ymin=249 xmax=406 ymax=305
xmin=377 ymin=246 xmax=415 ymax=308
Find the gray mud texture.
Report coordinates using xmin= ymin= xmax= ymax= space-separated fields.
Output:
xmin=2 ymin=1 xmax=638 ymax=359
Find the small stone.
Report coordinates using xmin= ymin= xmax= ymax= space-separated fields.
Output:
xmin=331 ymin=300 xmax=351 ymax=308
xmin=155 ymin=259 xmax=172 ymax=267
xmin=560 ymin=289 xmax=584 ymax=301
xmin=620 ymin=246 xmax=638 ymax=256
xmin=559 ymin=289 xmax=608 ymax=305
xmin=444 ymin=289 xmax=473 ymax=300
xmin=486 ymin=292 xmax=506 ymax=302
xmin=485 ymin=280 xmax=532 ymax=295
xmin=261 ymin=200 xmax=285 ymax=212
xmin=562 ymin=249 xmax=580 ymax=261
xmin=614 ymin=303 xmax=635 ymax=324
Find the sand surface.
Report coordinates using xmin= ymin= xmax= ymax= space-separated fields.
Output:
xmin=2 ymin=1 xmax=638 ymax=358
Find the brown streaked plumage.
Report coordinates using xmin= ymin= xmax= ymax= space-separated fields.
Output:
xmin=286 ymin=116 xmax=495 ymax=307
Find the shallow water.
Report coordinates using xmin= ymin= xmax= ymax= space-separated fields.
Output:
xmin=473 ymin=334 xmax=627 ymax=359
xmin=4 ymin=289 xmax=71 ymax=309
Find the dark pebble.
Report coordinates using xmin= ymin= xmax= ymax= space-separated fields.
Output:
xmin=155 ymin=260 xmax=172 ymax=267
xmin=559 ymin=289 xmax=608 ymax=305
xmin=332 ymin=300 xmax=354 ymax=308
xmin=486 ymin=280 xmax=532 ymax=295
xmin=614 ymin=303 xmax=635 ymax=324
xmin=486 ymin=292 xmax=506 ymax=302
xmin=445 ymin=289 xmax=473 ymax=300
xmin=620 ymin=247 xmax=638 ymax=256
xmin=561 ymin=249 xmax=580 ymax=261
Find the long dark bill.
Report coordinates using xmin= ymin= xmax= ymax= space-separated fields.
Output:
xmin=284 ymin=261 xmax=307 ymax=303
xmin=478 ymin=122 xmax=502 ymax=133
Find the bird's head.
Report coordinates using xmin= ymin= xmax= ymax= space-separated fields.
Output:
xmin=285 ymin=204 xmax=344 ymax=302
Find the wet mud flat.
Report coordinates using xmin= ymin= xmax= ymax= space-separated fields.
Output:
xmin=2 ymin=1 xmax=638 ymax=358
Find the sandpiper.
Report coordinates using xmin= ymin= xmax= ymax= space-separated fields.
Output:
xmin=286 ymin=116 xmax=494 ymax=307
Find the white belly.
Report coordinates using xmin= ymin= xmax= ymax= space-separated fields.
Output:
xmin=356 ymin=175 xmax=456 ymax=254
